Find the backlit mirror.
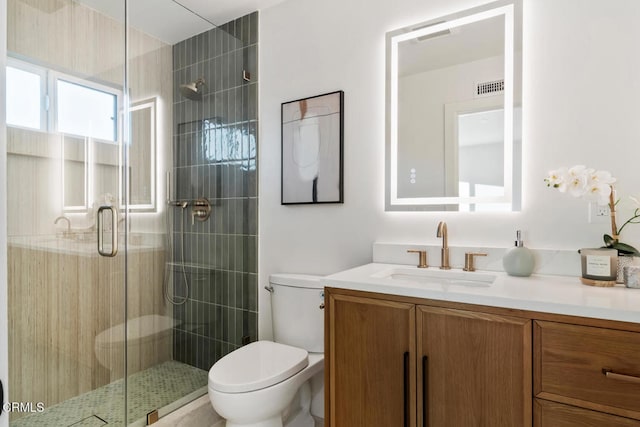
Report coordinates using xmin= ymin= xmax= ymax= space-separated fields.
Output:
xmin=385 ymin=0 xmax=522 ymax=211
xmin=62 ymin=135 xmax=88 ymax=211
xmin=122 ymin=98 xmax=157 ymax=211
xmin=62 ymin=98 xmax=157 ymax=212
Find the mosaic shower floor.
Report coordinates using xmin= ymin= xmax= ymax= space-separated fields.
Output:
xmin=11 ymin=361 xmax=208 ymax=427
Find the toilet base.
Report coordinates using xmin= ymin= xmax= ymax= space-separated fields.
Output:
xmin=222 ymin=383 xmax=316 ymax=427
xmin=223 ymin=411 xmax=315 ymax=427
xmin=282 ymin=382 xmax=315 ymax=427
xmin=284 ymin=408 xmax=314 ymax=427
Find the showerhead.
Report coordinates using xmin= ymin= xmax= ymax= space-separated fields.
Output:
xmin=179 ymin=77 xmax=206 ymax=101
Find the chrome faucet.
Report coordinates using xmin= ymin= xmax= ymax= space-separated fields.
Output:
xmin=54 ymin=216 xmax=71 ymax=235
xmin=436 ymin=221 xmax=451 ymax=270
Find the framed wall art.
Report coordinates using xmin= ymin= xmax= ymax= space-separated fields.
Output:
xmin=281 ymin=90 xmax=344 ymax=204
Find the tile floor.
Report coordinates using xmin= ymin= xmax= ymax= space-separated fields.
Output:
xmin=11 ymin=360 xmax=324 ymax=427
xmin=153 ymin=396 xmax=222 ymax=427
xmin=155 ymin=395 xmax=325 ymax=427
xmin=10 ymin=361 xmax=208 ymax=427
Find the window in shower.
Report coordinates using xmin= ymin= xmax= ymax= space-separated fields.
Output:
xmin=5 ymin=59 xmax=46 ymax=131
xmin=6 ymin=58 xmax=121 ymax=142
xmin=55 ymin=77 xmax=119 ymax=142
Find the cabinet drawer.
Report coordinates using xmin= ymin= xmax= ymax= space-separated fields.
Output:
xmin=535 ymin=321 xmax=640 ymax=416
xmin=535 ymin=399 xmax=640 ymax=427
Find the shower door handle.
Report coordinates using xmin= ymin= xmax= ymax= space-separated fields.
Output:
xmin=97 ymin=206 xmax=118 ymax=257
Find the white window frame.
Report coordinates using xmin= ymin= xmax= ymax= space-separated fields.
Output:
xmin=6 ymin=57 xmax=123 ymax=142
xmin=49 ymin=70 xmax=122 ymax=143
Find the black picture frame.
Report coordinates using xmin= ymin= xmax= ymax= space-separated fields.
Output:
xmin=281 ymin=90 xmax=344 ymax=205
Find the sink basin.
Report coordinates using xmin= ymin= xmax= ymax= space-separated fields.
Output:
xmin=371 ymin=267 xmax=496 ymax=287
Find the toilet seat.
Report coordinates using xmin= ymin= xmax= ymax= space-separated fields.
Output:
xmin=209 ymin=341 xmax=309 ymax=393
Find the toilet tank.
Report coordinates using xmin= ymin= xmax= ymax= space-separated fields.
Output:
xmin=269 ymin=274 xmax=324 ymax=353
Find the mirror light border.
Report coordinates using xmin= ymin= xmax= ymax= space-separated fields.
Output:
xmin=386 ymin=2 xmax=518 ymax=210
xmin=119 ymin=98 xmax=157 ymax=212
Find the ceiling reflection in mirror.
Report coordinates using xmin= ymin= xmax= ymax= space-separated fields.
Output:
xmin=386 ymin=1 xmax=522 ymax=211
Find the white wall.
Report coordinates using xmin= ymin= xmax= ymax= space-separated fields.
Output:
xmin=258 ymin=0 xmax=640 ymax=338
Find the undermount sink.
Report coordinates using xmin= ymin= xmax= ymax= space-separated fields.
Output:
xmin=371 ymin=267 xmax=496 ymax=287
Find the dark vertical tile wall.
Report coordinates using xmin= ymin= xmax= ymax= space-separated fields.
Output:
xmin=171 ymin=12 xmax=258 ymax=371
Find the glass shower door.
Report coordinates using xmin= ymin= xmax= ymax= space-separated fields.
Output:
xmin=5 ymin=0 xmax=129 ymax=425
xmin=5 ymin=0 xmax=257 ymax=424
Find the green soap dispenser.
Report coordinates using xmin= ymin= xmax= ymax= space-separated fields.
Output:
xmin=502 ymin=230 xmax=535 ymax=277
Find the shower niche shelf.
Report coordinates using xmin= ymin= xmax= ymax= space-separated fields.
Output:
xmin=167 ymin=261 xmax=218 ymax=271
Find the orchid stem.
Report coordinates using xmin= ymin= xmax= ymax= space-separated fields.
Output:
xmin=609 ymin=186 xmax=619 ymax=241
xmin=617 ymin=209 xmax=640 ymax=235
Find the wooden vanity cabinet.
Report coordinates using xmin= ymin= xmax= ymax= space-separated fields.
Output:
xmin=418 ymin=306 xmax=532 ymax=427
xmin=326 ymin=292 xmax=417 ymax=427
xmin=325 ymin=288 xmax=532 ymax=427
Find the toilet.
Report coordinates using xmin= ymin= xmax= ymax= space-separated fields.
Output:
xmin=208 ymin=274 xmax=325 ymax=427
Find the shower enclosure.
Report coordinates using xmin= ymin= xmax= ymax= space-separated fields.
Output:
xmin=2 ymin=0 xmax=258 ymax=425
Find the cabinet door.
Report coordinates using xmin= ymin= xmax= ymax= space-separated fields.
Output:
xmin=327 ymin=291 xmax=416 ymax=427
xmin=417 ymin=306 xmax=532 ymax=427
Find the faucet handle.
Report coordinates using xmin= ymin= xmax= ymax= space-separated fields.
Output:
xmin=407 ymin=249 xmax=428 ymax=268
xmin=464 ymin=252 xmax=487 ymax=272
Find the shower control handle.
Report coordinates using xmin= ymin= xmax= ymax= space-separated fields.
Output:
xmin=97 ymin=206 xmax=118 ymax=257
xmin=191 ymin=198 xmax=211 ymax=225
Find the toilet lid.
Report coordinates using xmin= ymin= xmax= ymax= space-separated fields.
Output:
xmin=209 ymin=341 xmax=309 ymax=393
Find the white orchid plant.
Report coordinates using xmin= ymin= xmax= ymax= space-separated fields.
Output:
xmin=545 ymin=165 xmax=640 ymax=256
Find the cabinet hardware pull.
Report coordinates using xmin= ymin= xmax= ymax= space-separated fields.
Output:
xmin=602 ymin=368 xmax=640 ymax=384
xmin=404 ymin=351 xmax=409 ymax=427
xmin=422 ymin=355 xmax=428 ymax=427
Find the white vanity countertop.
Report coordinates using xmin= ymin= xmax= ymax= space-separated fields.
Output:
xmin=323 ymin=263 xmax=640 ymax=324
